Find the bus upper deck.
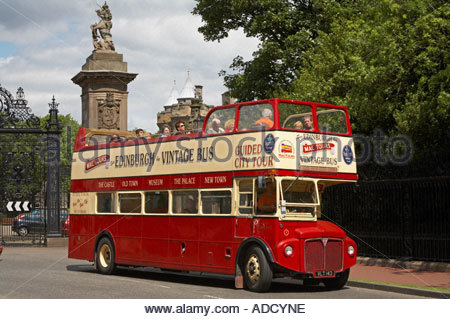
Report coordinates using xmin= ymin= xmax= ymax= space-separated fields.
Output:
xmin=71 ymin=98 xmax=357 ymax=186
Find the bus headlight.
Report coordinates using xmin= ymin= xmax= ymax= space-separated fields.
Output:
xmin=284 ymin=245 xmax=293 ymax=257
xmin=347 ymin=245 xmax=355 ymax=256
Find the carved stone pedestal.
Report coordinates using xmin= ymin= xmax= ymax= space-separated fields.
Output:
xmin=72 ymin=51 xmax=137 ymax=131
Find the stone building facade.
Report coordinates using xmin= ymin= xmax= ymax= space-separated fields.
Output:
xmin=157 ymin=73 xmax=214 ymax=133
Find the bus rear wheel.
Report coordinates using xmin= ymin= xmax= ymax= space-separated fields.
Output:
xmin=96 ymin=237 xmax=116 ymax=275
xmin=322 ymin=268 xmax=350 ymax=290
xmin=243 ymin=246 xmax=272 ymax=292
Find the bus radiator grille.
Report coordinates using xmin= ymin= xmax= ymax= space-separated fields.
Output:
xmin=305 ymin=239 xmax=343 ymax=272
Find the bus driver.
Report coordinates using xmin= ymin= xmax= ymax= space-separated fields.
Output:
xmin=257 ymin=181 xmax=276 ymax=214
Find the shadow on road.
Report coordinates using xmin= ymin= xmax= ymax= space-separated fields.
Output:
xmin=67 ymin=264 xmax=95 ymax=273
xmin=66 ymin=264 xmax=345 ymax=294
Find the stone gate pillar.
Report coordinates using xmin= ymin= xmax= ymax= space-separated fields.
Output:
xmin=71 ymin=51 xmax=137 ymax=131
xmin=71 ymin=3 xmax=137 ymax=131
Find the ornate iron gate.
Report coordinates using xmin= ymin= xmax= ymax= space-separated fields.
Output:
xmin=0 ymin=84 xmax=61 ymax=246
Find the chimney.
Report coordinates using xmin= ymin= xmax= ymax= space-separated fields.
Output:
xmin=221 ymin=91 xmax=236 ymax=105
xmin=194 ymin=85 xmax=203 ymax=101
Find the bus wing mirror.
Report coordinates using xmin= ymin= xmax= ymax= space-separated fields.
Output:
xmin=257 ymin=176 xmax=266 ymax=189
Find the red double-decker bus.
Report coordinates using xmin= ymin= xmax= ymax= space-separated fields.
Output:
xmin=69 ymin=98 xmax=357 ymax=292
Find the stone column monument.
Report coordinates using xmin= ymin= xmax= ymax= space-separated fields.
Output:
xmin=71 ymin=2 xmax=137 ymax=131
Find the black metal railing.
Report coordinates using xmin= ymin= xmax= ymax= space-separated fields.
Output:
xmin=321 ymin=176 xmax=450 ymax=262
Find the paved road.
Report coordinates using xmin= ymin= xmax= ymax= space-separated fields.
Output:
xmin=0 ymin=247 xmax=425 ymax=299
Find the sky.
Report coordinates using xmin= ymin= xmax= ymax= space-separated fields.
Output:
xmin=0 ymin=0 xmax=259 ymax=132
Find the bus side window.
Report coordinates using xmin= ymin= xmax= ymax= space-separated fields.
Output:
xmin=278 ymin=102 xmax=312 ymax=130
xmin=256 ymin=178 xmax=277 ymax=215
xmin=238 ymin=103 xmax=274 ymax=131
xmin=317 ymin=107 xmax=348 ymax=134
xmin=144 ymin=191 xmax=168 ymax=213
xmin=97 ymin=193 xmax=114 ymax=213
xmin=173 ymin=191 xmax=198 ymax=214
xmin=205 ymin=107 xmax=236 ymax=135
xmin=119 ymin=193 xmax=142 ymax=214
xmin=237 ymin=179 xmax=253 ymax=215
xmin=201 ymin=190 xmax=231 ymax=214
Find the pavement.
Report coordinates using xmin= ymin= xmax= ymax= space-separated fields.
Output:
xmin=348 ymin=257 xmax=450 ymax=298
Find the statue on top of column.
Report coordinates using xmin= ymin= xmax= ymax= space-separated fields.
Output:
xmin=91 ymin=2 xmax=115 ymax=51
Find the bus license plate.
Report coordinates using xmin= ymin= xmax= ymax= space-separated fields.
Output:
xmin=315 ymin=270 xmax=334 ymax=278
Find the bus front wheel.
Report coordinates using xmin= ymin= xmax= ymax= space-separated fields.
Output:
xmin=96 ymin=237 xmax=116 ymax=275
xmin=243 ymin=246 xmax=272 ymax=292
xmin=322 ymin=268 xmax=350 ymax=290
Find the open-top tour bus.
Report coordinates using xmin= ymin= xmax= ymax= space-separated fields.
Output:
xmin=69 ymin=98 xmax=357 ymax=292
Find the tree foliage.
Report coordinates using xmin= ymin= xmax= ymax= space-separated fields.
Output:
xmin=280 ymin=0 xmax=449 ymax=165
xmin=40 ymin=113 xmax=80 ymax=194
xmin=39 ymin=113 xmax=80 ymax=166
xmin=194 ymin=0 xmax=449 ymax=173
xmin=193 ymin=0 xmax=334 ymax=101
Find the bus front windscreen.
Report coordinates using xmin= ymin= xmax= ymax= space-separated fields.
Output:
xmin=281 ymin=180 xmax=318 ymax=215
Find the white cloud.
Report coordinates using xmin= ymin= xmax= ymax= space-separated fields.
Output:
xmin=0 ymin=56 xmax=14 ymax=66
xmin=0 ymin=0 xmax=259 ymax=132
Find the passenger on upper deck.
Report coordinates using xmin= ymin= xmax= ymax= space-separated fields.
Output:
xmin=293 ymin=121 xmax=303 ymax=130
xmin=160 ymin=125 xmax=171 ymax=137
xmin=224 ymin=119 xmax=234 ymax=132
xmin=255 ymin=108 xmax=274 ymax=129
xmin=174 ymin=121 xmax=188 ymax=135
xmin=135 ymin=128 xmax=149 ymax=139
xmin=257 ymin=181 xmax=276 ymax=214
xmin=303 ymin=116 xmax=314 ymax=131
xmin=207 ymin=118 xmax=224 ymax=134
xmin=110 ymin=134 xmax=121 ymax=142
xmin=135 ymin=128 xmax=144 ymax=137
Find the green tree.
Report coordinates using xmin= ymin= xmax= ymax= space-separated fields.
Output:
xmin=193 ymin=0 xmax=335 ymax=101
xmin=40 ymin=113 xmax=80 ymax=194
xmin=280 ymin=0 xmax=449 ymax=165
xmin=40 ymin=113 xmax=80 ymax=166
